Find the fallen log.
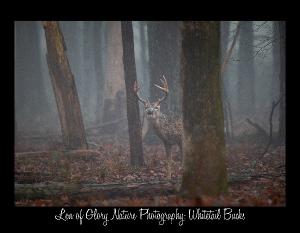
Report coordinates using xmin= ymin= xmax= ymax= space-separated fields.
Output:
xmin=15 ymin=149 xmax=102 ymax=157
xmin=15 ymin=171 xmax=53 ymax=184
xmin=15 ymin=171 xmax=285 ymax=201
xmin=14 ymin=180 xmax=178 ymax=200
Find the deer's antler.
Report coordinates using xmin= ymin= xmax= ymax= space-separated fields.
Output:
xmin=154 ymin=75 xmax=169 ymax=105
xmin=134 ymin=81 xmax=147 ymax=105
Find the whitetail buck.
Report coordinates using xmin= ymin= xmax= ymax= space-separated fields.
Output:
xmin=134 ymin=75 xmax=183 ymax=179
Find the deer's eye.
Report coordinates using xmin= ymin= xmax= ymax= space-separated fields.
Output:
xmin=154 ymin=106 xmax=159 ymax=110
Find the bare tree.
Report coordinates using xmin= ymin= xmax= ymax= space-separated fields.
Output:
xmin=121 ymin=21 xmax=144 ymax=166
xmin=278 ymin=21 xmax=285 ymax=142
xmin=238 ymin=21 xmax=256 ymax=117
xmin=43 ymin=21 xmax=87 ymax=150
xmin=221 ymin=21 xmax=241 ymax=139
xmin=93 ymin=21 xmax=106 ymax=124
xmin=15 ymin=22 xmax=51 ymax=133
xmin=180 ymin=21 xmax=228 ymax=198
xmin=102 ymin=22 xmax=126 ymax=124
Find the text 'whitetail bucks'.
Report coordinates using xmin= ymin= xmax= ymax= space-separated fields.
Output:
xmin=134 ymin=75 xmax=183 ymax=179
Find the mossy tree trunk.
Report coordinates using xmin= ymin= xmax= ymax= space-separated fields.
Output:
xmin=121 ymin=21 xmax=144 ymax=166
xmin=180 ymin=21 xmax=228 ymax=198
xmin=42 ymin=21 xmax=87 ymax=150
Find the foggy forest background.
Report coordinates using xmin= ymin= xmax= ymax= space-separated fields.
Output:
xmin=15 ymin=21 xmax=284 ymax=143
xmin=14 ymin=21 xmax=285 ymax=206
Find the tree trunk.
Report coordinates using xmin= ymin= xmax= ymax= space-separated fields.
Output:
xmin=139 ymin=22 xmax=150 ymax=87
xmin=237 ymin=21 xmax=255 ymax=117
xmin=103 ymin=21 xmax=125 ymax=99
xmin=42 ymin=21 xmax=87 ymax=150
xmin=93 ymin=21 xmax=106 ymax=124
xmin=82 ymin=22 xmax=97 ymax=125
xmin=272 ymin=22 xmax=280 ymax=101
xmin=221 ymin=21 xmax=241 ymax=139
xmin=221 ymin=21 xmax=230 ymax=63
xmin=180 ymin=21 xmax=228 ymax=198
xmin=221 ymin=21 xmax=231 ymax=139
xmin=121 ymin=21 xmax=144 ymax=166
xmin=15 ymin=22 xmax=51 ymax=133
xmin=278 ymin=21 xmax=286 ymax=142
xmin=102 ymin=21 xmax=126 ymax=124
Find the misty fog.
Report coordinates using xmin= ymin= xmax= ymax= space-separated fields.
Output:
xmin=14 ymin=21 xmax=285 ymax=207
xmin=15 ymin=21 xmax=282 ymax=146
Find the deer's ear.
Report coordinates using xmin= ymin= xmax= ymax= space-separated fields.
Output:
xmin=154 ymin=103 xmax=160 ymax=108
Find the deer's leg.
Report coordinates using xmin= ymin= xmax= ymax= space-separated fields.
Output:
xmin=165 ymin=144 xmax=172 ymax=179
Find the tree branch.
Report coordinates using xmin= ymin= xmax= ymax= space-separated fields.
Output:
xmin=221 ymin=22 xmax=241 ymax=75
xmin=258 ymin=96 xmax=282 ymax=160
xmin=245 ymin=118 xmax=269 ymax=138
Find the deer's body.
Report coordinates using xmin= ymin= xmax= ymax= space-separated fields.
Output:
xmin=134 ymin=76 xmax=183 ymax=179
xmin=148 ymin=113 xmax=182 ymax=152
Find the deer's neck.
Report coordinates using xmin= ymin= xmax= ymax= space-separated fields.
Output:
xmin=148 ymin=117 xmax=160 ymax=129
xmin=148 ymin=116 xmax=165 ymax=139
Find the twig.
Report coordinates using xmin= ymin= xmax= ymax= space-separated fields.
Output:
xmin=87 ymin=141 xmax=99 ymax=148
xmin=245 ymin=118 xmax=269 ymax=138
xmin=85 ymin=117 xmax=127 ymax=131
xmin=253 ymin=21 xmax=268 ymax=32
xmin=258 ymin=97 xmax=282 ymax=160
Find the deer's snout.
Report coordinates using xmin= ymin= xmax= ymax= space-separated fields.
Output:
xmin=146 ymin=108 xmax=154 ymax=115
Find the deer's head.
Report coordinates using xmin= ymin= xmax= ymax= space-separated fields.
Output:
xmin=134 ymin=75 xmax=169 ymax=121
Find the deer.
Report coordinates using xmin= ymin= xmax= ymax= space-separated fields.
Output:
xmin=133 ymin=75 xmax=183 ymax=179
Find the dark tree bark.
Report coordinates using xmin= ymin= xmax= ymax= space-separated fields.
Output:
xmin=60 ymin=21 xmax=85 ymax=110
xmin=121 ymin=21 xmax=144 ymax=166
xmin=237 ymin=21 xmax=255 ymax=117
xmin=168 ymin=22 xmax=182 ymax=115
xmin=180 ymin=21 xmax=228 ymax=197
xmin=42 ymin=21 xmax=87 ymax=150
xmin=221 ymin=21 xmax=230 ymax=62
xmin=278 ymin=21 xmax=286 ymax=141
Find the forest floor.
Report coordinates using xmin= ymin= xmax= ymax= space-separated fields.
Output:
xmin=14 ymin=142 xmax=285 ymax=207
